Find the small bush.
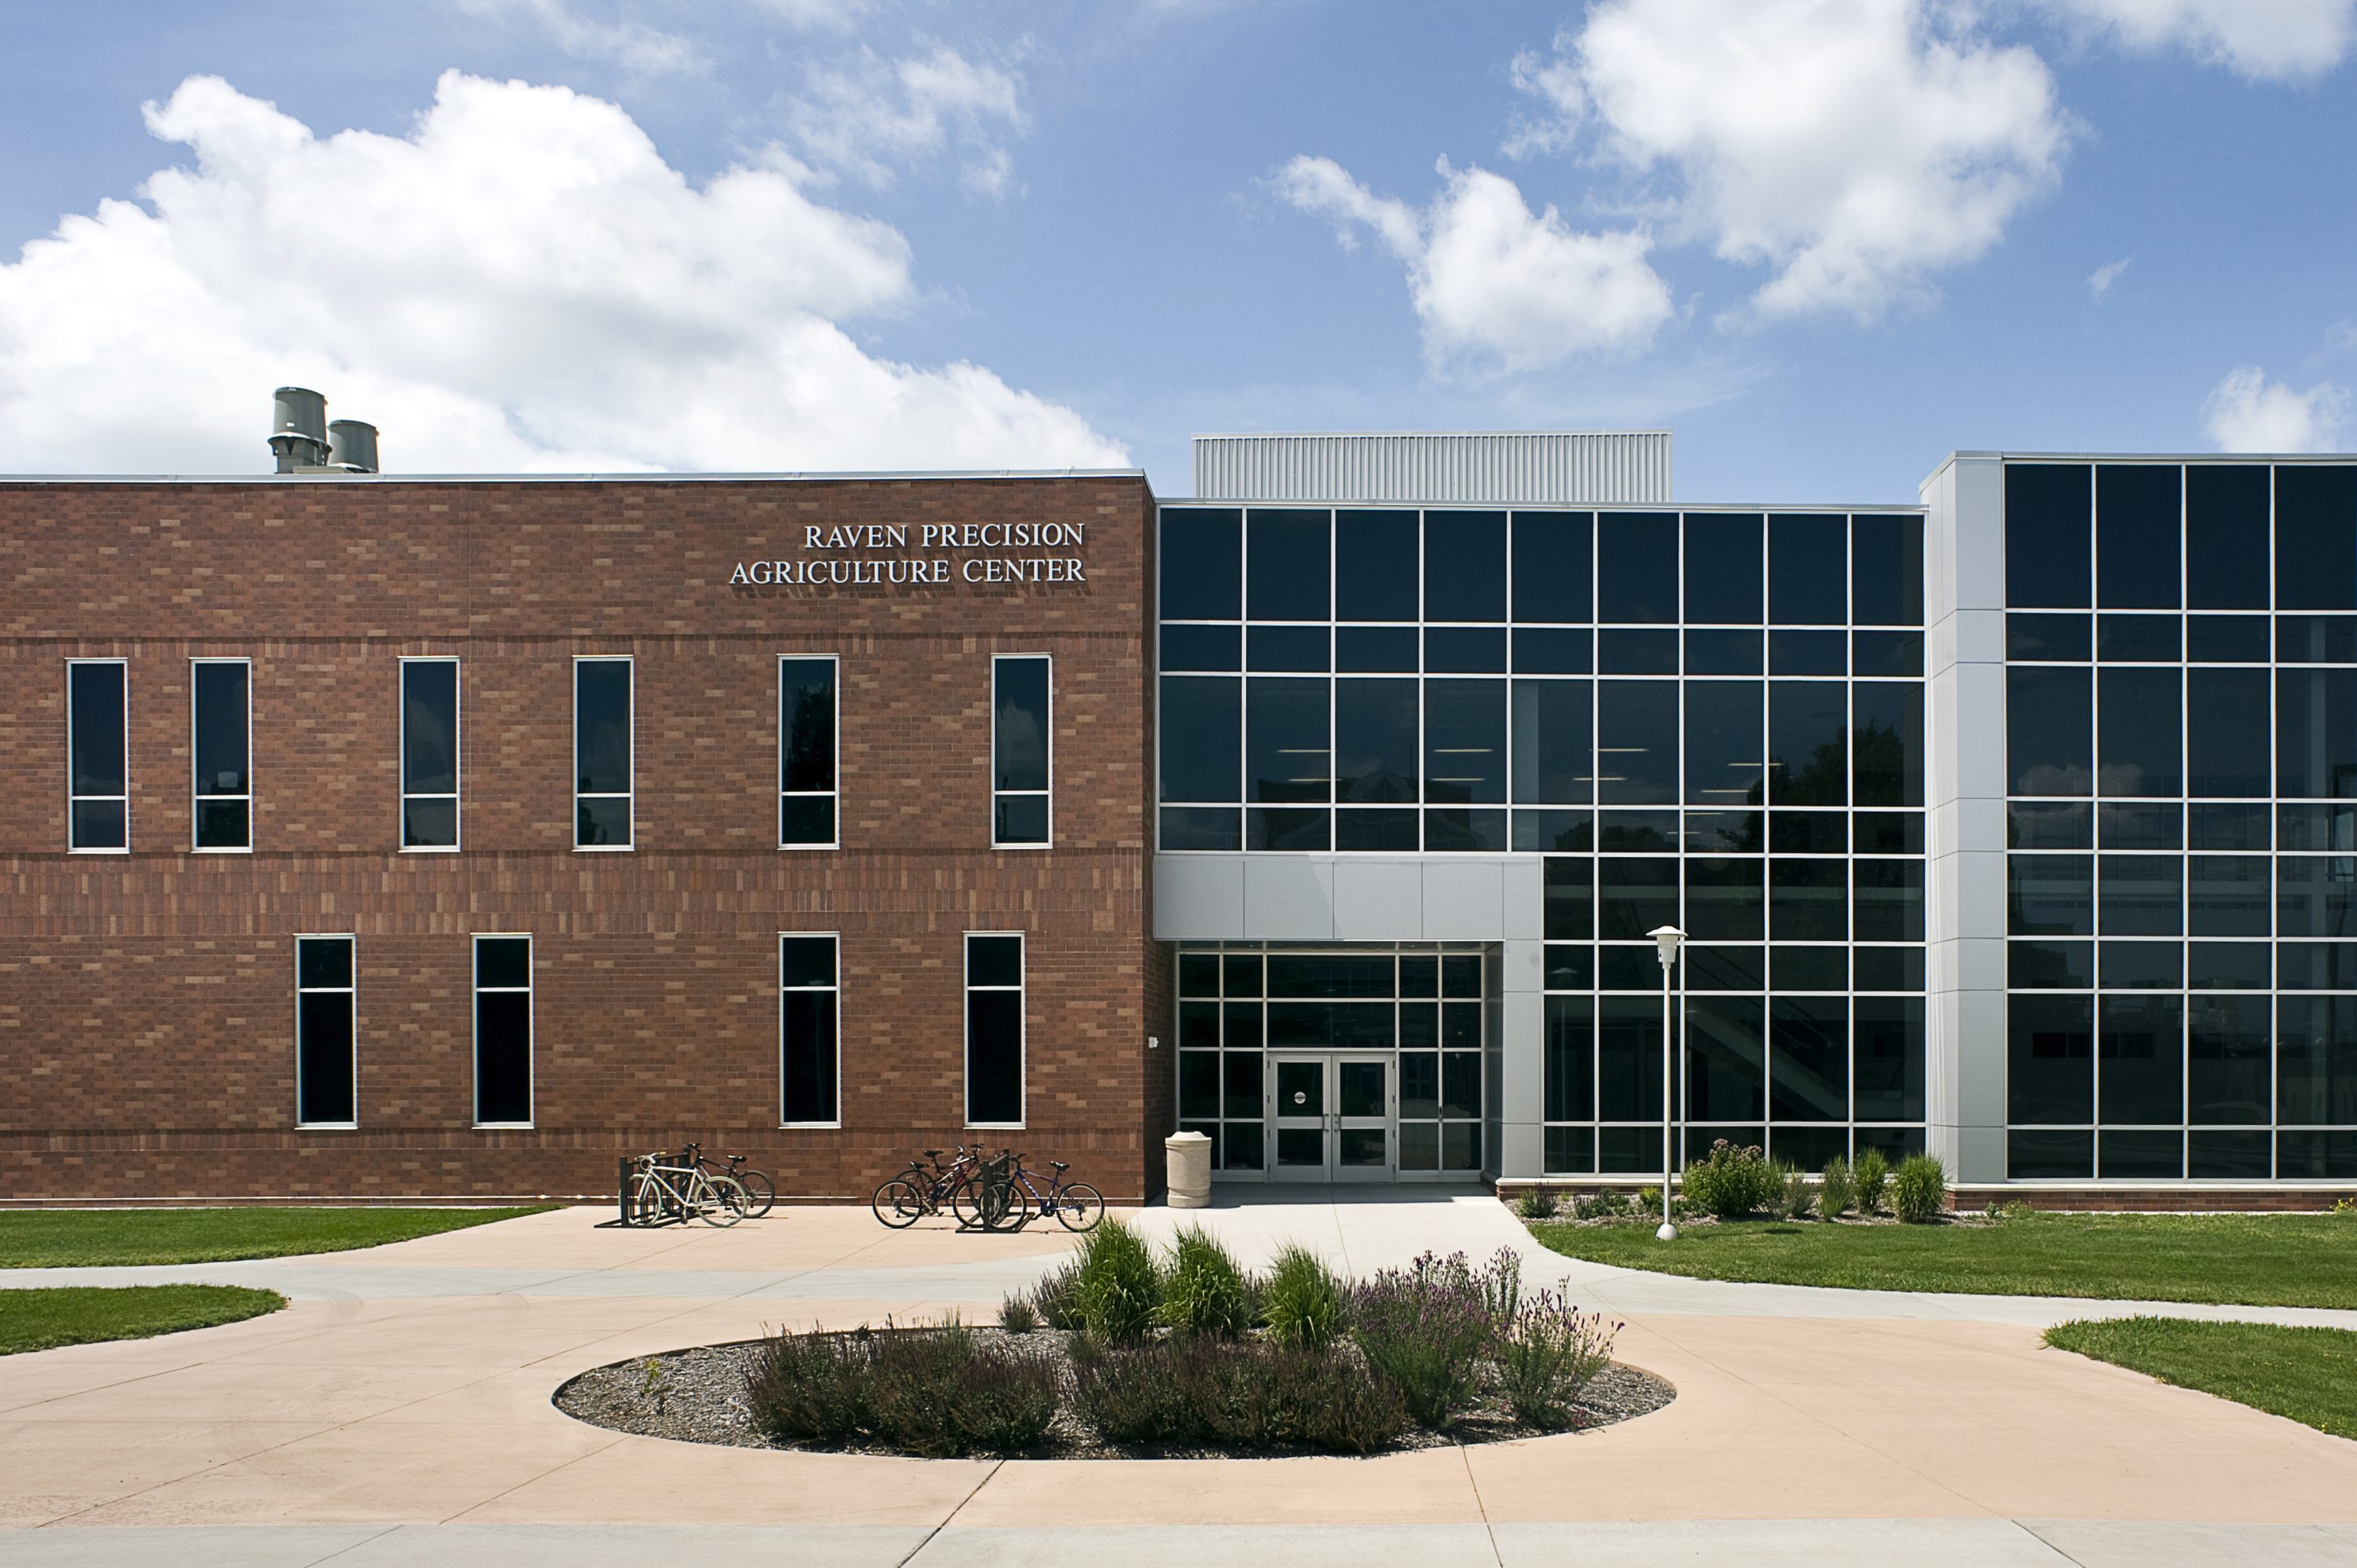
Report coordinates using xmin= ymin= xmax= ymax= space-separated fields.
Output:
xmin=1681 ymin=1140 xmax=1780 ymax=1220
xmin=1261 ymin=1242 xmax=1345 ymax=1352
xmin=1853 ymin=1147 xmax=1890 ymax=1215
xmin=1351 ymin=1250 xmax=1504 ymax=1428
xmin=1071 ymin=1217 xmax=1164 ymax=1343
xmin=1497 ymin=1288 xmax=1619 ymax=1431
xmin=1157 ymin=1224 xmax=1254 ymax=1337
xmin=998 ymin=1293 xmax=1039 ymax=1334
xmin=1817 ymin=1156 xmax=1854 ymax=1218
xmin=1029 ymin=1257 xmax=1084 ymax=1329
xmin=1572 ymin=1189 xmax=1630 ymax=1221
xmin=1891 ymin=1154 xmax=1948 ymax=1224
xmin=744 ymin=1324 xmax=867 ymax=1444
xmin=1636 ymin=1183 xmax=1662 ymax=1214
xmin=744 ymin=1320 xmax=1058 ymax=1456
xmin=1515 ymin=1189 xmax=1559 ymax=1221
xmin=2002 ymin=1199 xmax=2037 ymax=1222
xmin=1067 ymin=1335 xmax=1406 ymax=1454
xmin=1773 ymin=1160 xmax=1813 ymax=1220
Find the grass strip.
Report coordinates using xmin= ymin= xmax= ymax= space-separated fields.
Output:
xmin=0 ymin=1205 xmax=556 ymax=1268
xmin=0 ymin=1284 xmax=286 ymax=1355
xmin=1530 ymin=1211 xmax=2357 ymax=1310
xmin=2046 ymin=1317 xmax=2357 ymax=1440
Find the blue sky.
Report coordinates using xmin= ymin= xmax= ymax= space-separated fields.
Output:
xmin=2 ymin=1 xmax=2355 ymax=501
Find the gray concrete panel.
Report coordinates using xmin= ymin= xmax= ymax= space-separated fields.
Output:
xmin=1149 ymin=854 xmax=1244 ymax=941
xmin=1241 ymin=855 xmax=1337 ymax=939
xmin=1331 ymin=857 xmax=1427 ymax=940
xmin=1420 ymin=859 xmax=1506 ymax=940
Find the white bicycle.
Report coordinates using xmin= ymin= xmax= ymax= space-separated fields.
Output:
xmin=627 ymin=1152 xmax=750 ymax=1228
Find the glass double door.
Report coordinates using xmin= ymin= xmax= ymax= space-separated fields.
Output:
xmin=1270 ymin=1053 xmax=1394 ymax=1181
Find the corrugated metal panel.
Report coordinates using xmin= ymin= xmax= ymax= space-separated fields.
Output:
xmin=1189 ymin=431 xmax=1671 ymax=504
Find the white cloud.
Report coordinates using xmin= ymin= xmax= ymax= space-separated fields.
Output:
xmin=448 ymin=0 xmax=702 ymax=75
xmin=2326 ymin=319 xmax=2357 ymax=354
xmin=750 ymin=0 xmax=874 ymax=29
xmin=783 ymin=43 xmax=1028 ymax=197
xmin=2040 ymin=0 xmax=2355 ymax=82
xmin=2087 ymin=256 xmax=2130 ymax=298
xmin=0 ymin=72 xmax=1125 ymax=474
xmin=1275 ymin=156 xmax=1673 ymax=374
xmin=2201 ymin=366 xmax=2351 ymax=452
xmin=1514 ymin=0 xmax=2070 ymax=323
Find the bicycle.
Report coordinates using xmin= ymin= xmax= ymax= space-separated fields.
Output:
xmin=683 ymin=1141 xmax=775 ymax=1218
xmin=628 ymin=1149 xmax=750 ymax=1228
xmin=991 ymin=1152 xmax=1103 ymax=1233
xmin=871 ymin=1145 xmax=988 ymax=1229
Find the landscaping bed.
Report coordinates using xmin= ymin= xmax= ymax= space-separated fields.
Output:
xmin=555 ymin=1225 xmax=1673 ymax=1459
xmin=0 ymin=1284 xmax=285 ymax=1354
xmin=0 ymin=1205 xmax=557 ymax=1267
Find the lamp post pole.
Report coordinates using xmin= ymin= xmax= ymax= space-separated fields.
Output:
xmin=1648 ymin=925 xmax=1684 ymax=1241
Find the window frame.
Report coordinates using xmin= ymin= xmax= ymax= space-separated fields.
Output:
xmin=572 ymin=655 xmax=634 ymax=852
xmin=399 ymin=656 xmax=462 ymax=854
xmin=189 ymin=656 xmax=253 ymax=853
xmin=991 ymin=654 xmax=1053 ymax=850
xmin=964 ymin=930 xmax=1027 ymax=1129
xmin=294 ymin=933 xmax=358 ymax=1130
xmin=471 ymin=933 xmax=535 ymax=1129
xmin=65 ymin=658 xmax=129 ymax=854
xmin=779 ymin=654 xmax=840 ymax=852
xmin=779 ymin=931 xmax=842 ymax=1127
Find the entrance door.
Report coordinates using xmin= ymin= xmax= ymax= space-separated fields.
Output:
xmin=1268 ymin=1053 xmax=1395 ymax=1181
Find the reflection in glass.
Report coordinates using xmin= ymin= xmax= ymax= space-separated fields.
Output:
xmin=1511 ymin=680 xmax=1592 ymax=804
xmin=1596 ymin=680 xmax=1678 ymax=804
xmin=2099 ymin=994 xmax=2183 ymax=1124
xmin=2008 ymin=667 xmax=2092 ymax=796
xmin=2008 ymin=993 xmax=2092 ymax=1124
xmin=1424 ymin=679 xmax=1505 ymax=803
xmin=2009 ymin=854 xmax=2093 ymax=936
xmin=1684 ymin=680 xmax=1765 ymax=808
xmin=2276 ymin=669 xmax=2357 ymax=799
xmin=2098 ymin=668 xmax=2181 ymax=797
xmin=1689 ymin=997 xmax=1766 ymax=1119
xmin=1769 ymin=682 xmax=1846 ymax=805
xmin=1769 ymin=997 xmax=1844 ymax=1121
xmin=1245 ymin=677 xmax=1328 ymax=804
xmin=1335 ymin=679 xmax=1418 ymax=803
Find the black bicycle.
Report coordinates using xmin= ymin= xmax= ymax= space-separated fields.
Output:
xmin=988 ymin=1152 xmax=1102 ymax=1233
xmin=684 ymin=1141 xmax=775 ymax=1218
xmin=872 ymin=1145 xmax=992 ymax=1229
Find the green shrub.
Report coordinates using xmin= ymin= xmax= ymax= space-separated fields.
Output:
xmin=1853 ymin=1147 xmax=1890 ymax=1214
xmin=1515 ymin=1189 xmax=1559 ymax=1220
xmin=1681 ymin=1140 xmax=1780 ymax=1219
xmin=1636 ymin=1184 xmax=1662 ymax=1214
xmin=1071 ymin=1217 xmax=1164 ymax=1343
xmin=1157 ymin=1224 xmax=1254 ymax=1337
xmin=1350 ymin=1250 xmax=1501 ymax=1428
xmin=744 ymin=1320 xmax=1058 ymax=1456
xmin=1028 ymin=1256 xmax=1084 ymax=1328
xmin=1067 ymin=1335 xmax=1406 ymax=1453
xmin=1817 ymin=1156 xmax=1855 ymax=1218
xmin=1260 ymin=1242 xmax=1345 ymax=1352
xmin=998 ymin=1292 xmax=1039 ymax=1333
xmin=1497 ymin=1288 xmax=1619 ymax=1431
xmin=1891 ymin=1154 xmax=1948 ymax=1224
xmin=1775 ymin=1160 xmax=1813 ymax=1220
xmin=1571 ymin=1189 xmax=1630 ymax=1221
xmin=744 ymin=1324 xmax=867 ymax=1444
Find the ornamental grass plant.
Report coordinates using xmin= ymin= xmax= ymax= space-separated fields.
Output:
xmin=1259 ymin=1242 xmax=1346 ymax=1351
xmin=1816 ymin=1156 xmax=1856 ymax=1218
xmin=1156 ymin=1224 xmax=1254 ymax=1337
xmin=1070 ymin=1216 xmax=1163 ymax=1343
xmin=1853 ymin=1147 xmax=1890 ymax=1214
xmin=1891 ymin=1154 xmax=1949 ymax=1223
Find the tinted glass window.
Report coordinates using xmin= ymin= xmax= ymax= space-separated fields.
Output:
xmin=1687 ymin=857 xmax=1764 ymax=940
xmin=2187 ymin=668 xmax=2269 ymax=797
xmin=1247 ymin=509 xmax=1329 ymax=621
xmin=1336 ymin=679 xmax=1418 ymax=803
xmin=1424 ymin=679 xmax=1505 ymax=804
xmin=2099 ymin=854 xmax=2183 ymax=936
xmin=1597 ymin=512 xmax=1677 ymax=623
xmin=1160 ymin=507 xmax=1241 ymax=620
xmin=1512 ymin=511 xmax=1592 ymax=622
xmin=1424 ymin=511 xmax=1505 ymax=621
xmin=779 ymin=658 xmax=834 ymax=795
xmin=193 ymin=661 xmax=249 ymax=795
xmin=1334 ymin=510 xmax=1418 ymax=621
xmin=574 ymin=660 xmax=630 ymax=794
xmin=2184 ymin=467 xmax=2270 ymax=610
xmin=68 ymin=663 xmax=126 ymax=797
xmin=1851 ymin=515 xmax=1923 ymax=626
xmin=2275 ymin=466 xmax=2357 ymax=611
xmin=2277 ymin=669 xmax=2357 ymax=798
xmin=2188 ymin=856 xmax=2270 ymax=936
xmin=1683 ymin=514 xmax=1763 ymax=624
xmin=1511 ymin=679 xmax=1591 ymax=804
xmin=2099 ymin=995 xmax=2183 ymax=1124
xmin=1768 ymin=682 xmax=1846 ymax=805
xmin=2098 ymin=667 xmax=2180 ymax=797
xmin=2006 ymin=464 xmax=2091 ymax=609
xmin=993 ymin=657 xmax=1050 ymax=791
xmin=1159 ymin=676 xmax=1240 ymax=803
xmin=1596 ymin=680 xmax=1677 ymax=804
xmin=2008 ymin=666 xmax=2092 ymax=796
xmin=1853 ymin=683 xmax=1923 ymax=808
xmin=1683 ymin=680 xmax=1764 ymax=808
xmin=2095 ymin=464 xmax=2181 ymax=609
xmin=1769 ymin=515 xmax=1846 ymax=624
xmin=401 ymin=660 xmax=458 ymax=796
xmin=1245 ymin=677 xmax=1328 ymax=803
xmin=2009 ymin=854 xmax=2092 ymax=936
xmin=2008 ymin=993 xmax=2092 ymax=1123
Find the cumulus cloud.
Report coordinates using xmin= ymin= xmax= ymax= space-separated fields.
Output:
xmin=1274 ymin=156 xmax=1673 ymax=375
xmin=2201 ymin=366 xmax=2351 ymax=452
xmin=447 ymin=0 xmax=702 ymax=75
xmin=1509 ymin=0 xmax=2069 ymax=324
xmin=2087 ymin=256 xmax=2130 ymax=299
xmin=784 ymin=43 xmax=1028 ymax=198
xmin=2040 ymin=0 xmax=2355 ymax=82
xmin=0 ymin=72 xmax=1126 ymax=474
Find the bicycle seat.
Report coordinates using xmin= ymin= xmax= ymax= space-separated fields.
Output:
xmin=1050 ymin=1161 xmax=1069 ymax=1173
xmin=922 ymin=1149 xmax=943 ymax=1157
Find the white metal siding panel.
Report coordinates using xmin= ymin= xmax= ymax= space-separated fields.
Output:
xmin=1190 ymin=432 xmax=1671 ymax=504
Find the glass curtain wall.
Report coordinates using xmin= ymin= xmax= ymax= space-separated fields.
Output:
xmin=2005 ymin=460 xmax=2357 ymax=1180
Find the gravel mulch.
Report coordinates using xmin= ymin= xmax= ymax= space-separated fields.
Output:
xmin=553 ymin=1327 xmax=1676 ymax=1460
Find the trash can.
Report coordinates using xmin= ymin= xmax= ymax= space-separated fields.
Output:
xmin=1165 ymin=1130 xmax=1212 ymax=1209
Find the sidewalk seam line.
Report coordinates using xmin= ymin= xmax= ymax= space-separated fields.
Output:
xmin=896 ymin=1456 xmax=1003 ymax=1567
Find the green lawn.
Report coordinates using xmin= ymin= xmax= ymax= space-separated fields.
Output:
xmin=0 ymin=1206 xmax=555 ymax=1268
xmin=2047 ymin=1317 xmax=2357 ymax=1439
xmin=0 ymin=1284 xmax=286 ymax=1355
xmin=1530 ymin=1211 xmax=2357 ymax=1310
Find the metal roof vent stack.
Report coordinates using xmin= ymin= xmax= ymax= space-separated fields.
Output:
xmin=328 ymin=419 xmax=379 ymax=474
xmin=269 ymin=387 xmax=330 ymax=473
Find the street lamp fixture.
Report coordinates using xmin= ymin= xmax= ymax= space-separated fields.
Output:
xmin=1648 ymin=925 xmax=1684 ymax=1242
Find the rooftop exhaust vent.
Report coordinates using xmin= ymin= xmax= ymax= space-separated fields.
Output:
xmin=269 ymin=387 xmax=379 ymax=474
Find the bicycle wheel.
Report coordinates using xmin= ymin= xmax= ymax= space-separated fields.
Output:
xmin=700 ymin=1174 xmax=747 ymax=1228
xmin=735 ymin=1170 xmax=776 ymax=1218
xmin=872 ymin=1177 xmax=926 ymax=1229
xmin=632 ymin=1175 xmax=667 ymax=1228
xmin=949 ymin=1174 xmax=993 ymax=1230
xmin=1054 ymin=1182 xmax=1104 ymax=1233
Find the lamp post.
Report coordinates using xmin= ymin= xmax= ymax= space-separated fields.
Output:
xmin=1648 ymin=925 xmax=1684 ymax=1241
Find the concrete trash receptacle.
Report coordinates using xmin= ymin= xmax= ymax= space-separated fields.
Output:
xmin=1165 ymin=1130 xmax=1212 ymax=1209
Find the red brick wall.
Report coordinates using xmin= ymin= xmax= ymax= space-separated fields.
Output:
xmin=0 ymin=475 xmax=1160 ymax=1202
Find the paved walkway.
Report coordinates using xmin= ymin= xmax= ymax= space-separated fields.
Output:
xmin=3 ymin=1195 xmax=2355 ymax=1565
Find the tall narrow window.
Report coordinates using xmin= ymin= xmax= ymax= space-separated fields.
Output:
xmin=401 ymin=658 xmax=460 ymax=850
xmin=966 ymin=932 xmax=1025 ymax=1126
xmin=781 ymin=933 xmax=841 ymax=1124
xmin=67 ymin=660 xmax=127 ymax=851
xmin=992 ymin=655 xmax=1050 ymax=846
xmin=780 ymin=656 xmax=838 ymax=848
xmin=574 ymin=657 xmax=632 ymax=848
xmin=295 ymin=936 xmax=357 ymax=1127
xmin=192 ymin=658 xmax=251 ymax=851
xmin=473 ymin=936 xmax=533 ymax=1127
